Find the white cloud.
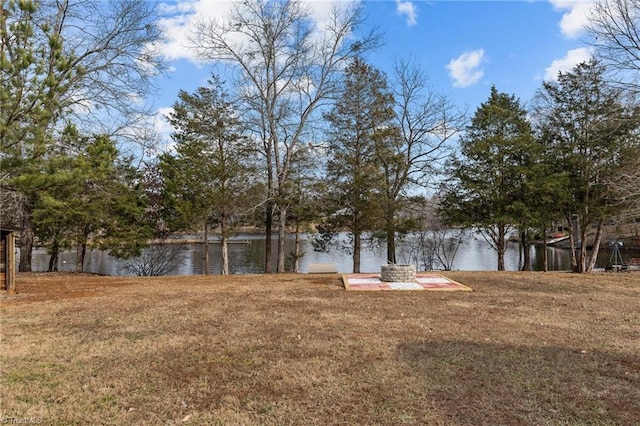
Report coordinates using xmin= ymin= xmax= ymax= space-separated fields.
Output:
xmin=308 ymin=0 xmax=346 ymax=34
xmin=396 ymin=1 xmax=418 ymax=27
xmin=153 ymin=107 xmax=175 ymax=152
xmin=156 ymin=1 xmax=233 ymax=63
xmin=544 ymin=47 xmax=593 ymax=80
xmin=549 ymin=0 xmax=595 ymax=39
xmin=156 ymin=0 xmax=359 ymax=64
xmin=446 ymin=49 xmax=485 ymax=88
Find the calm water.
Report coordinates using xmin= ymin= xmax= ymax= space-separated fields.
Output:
xmin=25 ymin=232 xmax=638 ymax=275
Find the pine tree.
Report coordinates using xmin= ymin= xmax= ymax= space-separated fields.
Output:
xmin=323 ymin=58 xmax=396 ymax=273
xmin=535 ymin=59 xmax=640 ymax=272
xmin=160 ymin=77 xmax=254 ymax=275
xmin=1 ymin=0 xmax=163 ymax=271
xmin=21 ymin=129 xmax=151 ymax=272
xmin=1 ymin=0 xmax=77 ymax=270
xmin=440 ymin=86 xmax=536 ymax=271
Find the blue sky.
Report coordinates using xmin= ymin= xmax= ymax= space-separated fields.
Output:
xmin=151 ymin=0 xmax=595 ymax=143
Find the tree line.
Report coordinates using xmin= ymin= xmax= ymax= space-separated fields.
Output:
xmin=441 ymin=63 xmax=639 ymax=273
xmin=2 ymin=0 xmax=639 ymax=274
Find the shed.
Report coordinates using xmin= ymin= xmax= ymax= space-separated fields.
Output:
xmin=1 ymin=225 xmax=20 ymax=294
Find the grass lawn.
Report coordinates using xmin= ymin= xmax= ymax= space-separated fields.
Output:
xmin=1 ymin=272 xmax=639 ymax=425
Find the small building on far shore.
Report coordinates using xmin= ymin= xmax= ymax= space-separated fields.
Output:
xmin=1 ymin=225 xmax=20 ymax=294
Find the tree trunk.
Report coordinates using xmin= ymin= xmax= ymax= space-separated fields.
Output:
xmin=420 ymin=233 xmax=431 ymax=271
xmin=568 ymin=213 xmax=579 ymax=272
xmin=264 ymin=139 xmax=275 ymax=273
xmin=386 ymin=226 xmax=396 ymax=264
xmin=577 ymin=217 xmax=588 ymax=273
xmin=221 ymin=217 xmax=229 ymax=275
xmin=264 ymin=200 xmax=273 ymax=273
xmin=48 ymin=240 xmax=59 ymax=272
xmin=203 ymin=222 xmax=209 ymax=275
xmin=18 ymin=210 xmax=33 ymax=272
xmin=385 ymin=204 xmax=396 ymax=263
xmin=497 ymin=225 xmax=506 ymax=271
xmin=277 ymin=206 xmax=287 ymax=273
xmin=542 ymin=223 xmax=549 ymax=272
xmin=221 ymin=238 xmax=229 ymax=275
xmin=76 ymin=242 xmax=86 ymax=273
xmin=353 ymin=232 xmax=361 ymax=273
xmin=293 ymin=223 xmax=301 ymax=273
xmin=587 ymin=219 xmax=604 ymax=273
xmin=520 ymin=230 xmax=530 ymax=271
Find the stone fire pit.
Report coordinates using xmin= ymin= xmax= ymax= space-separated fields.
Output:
xmin=380 ymin=264 xmax=416 ymax=282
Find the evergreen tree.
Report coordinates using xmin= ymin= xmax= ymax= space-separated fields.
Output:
xmin=323 ymin=58 xmax=396 ymax=273
xmin=519 ymin=145 xmax=569 ymax=271
xmin=1 ymin=0 xmax=77 ymax=270
xmin=1 ymin=0 xmax=163 ymax=271
xmin=0 ymin=0 xmax=77 ymax=156
xmin=22 ymin=130 xmax=151 ymax=272
xmin=440 ymin=86 xmax=536 ymax=271
xmin=283 ymin=146 xmax=324 ymax=273
xmin=535 ymin=60 xmax=640 ymax=272
xmin=160 ymin=77 xmax=253 ymax=275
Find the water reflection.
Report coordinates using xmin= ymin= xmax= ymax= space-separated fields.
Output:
xmin=25 ymin=232 xmax=638 ymax=275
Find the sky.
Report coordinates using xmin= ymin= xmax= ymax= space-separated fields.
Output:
xmin=150 ymin=0 xmax=597 ymax=146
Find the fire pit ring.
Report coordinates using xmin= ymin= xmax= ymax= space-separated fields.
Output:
xmin=380 ymin=264 xmax=416 ymax=282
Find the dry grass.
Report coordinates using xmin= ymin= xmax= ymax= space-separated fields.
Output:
xmin=1 ymin=271 xmax=639 ymax=425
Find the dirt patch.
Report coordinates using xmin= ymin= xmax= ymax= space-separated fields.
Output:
xmin=0 ymin=273 xmax=141 ymax=306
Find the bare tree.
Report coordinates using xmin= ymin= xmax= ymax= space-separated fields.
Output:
xmin=586 ymin=1 xmax=640 ymax=234
xmin=121 ymin=244 xmax=185 ymax=277
xmin=402 ymin=228 xmax=467 ymax=272
xmin=604 ymin=156 xmax=640 ymax=224
xmin=587 ymin=0 xmax=640 ymax=93
xmin=397 ymin=197 xmax=467 ymax=271
xmin=191 ymin=0 xmax=379 ymax=272
xmin=393 ymin=58 xmax=466 ymax=185
xmin=382 ymin=58 xmax=465 ymax=262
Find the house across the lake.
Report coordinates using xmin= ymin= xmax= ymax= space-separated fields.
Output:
xmin=1 ymin=225 xmax=20 ymax=294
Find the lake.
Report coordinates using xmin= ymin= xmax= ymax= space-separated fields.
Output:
xmin=26 ymin=231 xmax=638 ymax=275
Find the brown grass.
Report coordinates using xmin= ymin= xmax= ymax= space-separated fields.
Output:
xmin=1 ymin=272 xmax=639 ymax=425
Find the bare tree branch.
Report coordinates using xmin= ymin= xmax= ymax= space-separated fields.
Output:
xmin=587 ymin=0 xmax=640 ymax=92
xmin=392 ymin=57 xmax=466 ymax=190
